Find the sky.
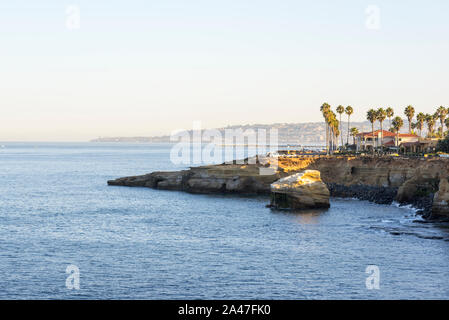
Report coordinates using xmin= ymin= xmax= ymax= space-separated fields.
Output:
xmin=1 ymin=0 xmax=448 ymax=141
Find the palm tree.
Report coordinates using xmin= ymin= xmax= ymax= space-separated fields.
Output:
xmin=334 ymin=122 xmax=341 ymax=151
xmin=320 ymin=103 xmax=331 ymax=154
xmin=323 ymin=108 xmax=338 ymax=153
xmin=426 ymin=114 xmax=436 ymax=138
xmin=386 ymin=107 xmax=394 ymax=128
xmin=350 ymin=127 xmax=359 ymax=145
xmin=392 ymin=116 xmax=404 ymax=148
xmin=433 ymin=112 xmax=440 ymax=136
xmin=445 ymin=118 xmax=449 ymax=136
xmin=404 ymin=105 xmax=415 ymax=133
xmin=336 ymin=105 xmax=345 ymax=148
xmin=416 ymin=112 xmax=426 ymax=138
xmin=367 ymin=109 xmax=377 ymax=154
xmin=436 ymin=106 xmax=447 ymax=137
xmin=345 ymin=106 xmax=353 ymax=145
xmin=329 ymin=112 xmax=339 ymax=152
xmin=376 ymin=108 xmax=387 ymax=152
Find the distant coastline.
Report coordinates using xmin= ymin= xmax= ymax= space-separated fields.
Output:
xmin=90 ymin=121 xmax=375 ymax=144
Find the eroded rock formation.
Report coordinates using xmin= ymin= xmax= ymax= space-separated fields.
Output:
xmin=109 ymin=164 xmax=281 ymax=194
xmin=108 ymin=155 xmax=449 ymax=219
xmin=270 ymin=170 xmax=330 ymax=210
xmin=432 ymin=178 xmax=449 ymax=218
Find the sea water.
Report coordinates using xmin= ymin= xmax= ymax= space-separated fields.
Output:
xmin=0 ymin=142 xmax=448 ymax=299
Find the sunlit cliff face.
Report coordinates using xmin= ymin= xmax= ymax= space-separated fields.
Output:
xmin=271 ymin=170 xmax=323 ymax=191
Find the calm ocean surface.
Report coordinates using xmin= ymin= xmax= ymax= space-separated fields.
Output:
xmin=0 ymin=142 xmax=448 ymax=299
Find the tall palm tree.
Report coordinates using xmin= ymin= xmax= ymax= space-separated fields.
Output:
xmin=404 ymin=105 xmax=415 ymax=133
xmin=336 ymin=105 xmax=345 ymax=148
xmin=327 ymin=113 xmax=332 ymax=152
xmin=320 ymin=103 xmax=331 ymax=154
xmin=334 ymin=121 xmax=341 ymax=151
xmin=325 ymin=108 xmax=337 ymax=153
xmin=345 ymin=106 xmax=353 ymax=145
xmin=436 ymin=106 xmax=447 ymax=137
xmin=376 ymin=108 xmax=387 ymax=152
xmin=392 ymin=116 xmax=404 ymax=148
xmin=386 ymin=107 xmax=394 ymax=129
xmin=329 ymin=111 xmax=338 ymax=152
xmin=350 ymin=127 xmax=359 ymax=145
xmin=433 ymin=112 xmax=440 ymax=136
xmin=426 ymin=114 xmax=436 ymax=138
xmin=416 ymin=112 xmax=426 ymax=138
xmin=367 ymin=109 xmax=377 ymax=154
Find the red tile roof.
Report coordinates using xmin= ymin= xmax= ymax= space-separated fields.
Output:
xmin=398 ymin=133 xmax=419 ymax=138
xmin=357 ymin=130 xmax=396 ymax=137
xmin=357 ymin=130 xmax=418 ymax=138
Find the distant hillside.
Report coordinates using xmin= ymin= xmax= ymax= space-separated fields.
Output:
xmin=90 ymin=121 xmax=385 ymax=144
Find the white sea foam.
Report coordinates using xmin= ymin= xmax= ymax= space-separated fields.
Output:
xmin=391 ymin=201 xmax=420 ymax=214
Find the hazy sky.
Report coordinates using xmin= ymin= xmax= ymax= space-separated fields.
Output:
xmin=1 ymin=0 xmax=448 ymax=141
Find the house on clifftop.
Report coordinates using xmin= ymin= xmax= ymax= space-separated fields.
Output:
xmin=355 ymin=130 xmax=431 ymax=153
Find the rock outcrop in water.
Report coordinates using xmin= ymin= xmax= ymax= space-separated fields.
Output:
xmin=108 ymin=155 xmax=449 ymax=220
xmin=108 ymin=163 xmax=281 ymax=195
xmin=270 ymin=170 xmax=330 ymax=210
xmin=431 ymin=178 xmax=449 ymax=219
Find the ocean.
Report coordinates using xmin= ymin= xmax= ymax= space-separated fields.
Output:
xmin=0 ymin=142 xmax=448 ymax=299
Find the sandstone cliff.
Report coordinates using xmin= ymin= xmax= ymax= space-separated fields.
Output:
xmin=108 ymin=156 xmax=449 ymax=219
xmin=108 ymin=163 xmax=281 ymax=195
xmin=270 ymin=170 xmax=330 ymax=210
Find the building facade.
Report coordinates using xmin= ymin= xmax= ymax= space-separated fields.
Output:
xmin=356 ymin=130 xmax=419 ymax=152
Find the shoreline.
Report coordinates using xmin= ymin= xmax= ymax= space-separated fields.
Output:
xmin=108 ymin=155 xmax=449 ymax=221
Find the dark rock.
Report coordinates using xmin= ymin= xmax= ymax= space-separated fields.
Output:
xmin=326 ymin=183 xmax=398 ymax=205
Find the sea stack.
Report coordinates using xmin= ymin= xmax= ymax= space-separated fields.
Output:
xmin=431 ymin=178 xmax=449 ymax=219
xmin=270 ymin=170 xmax=330 ymax=210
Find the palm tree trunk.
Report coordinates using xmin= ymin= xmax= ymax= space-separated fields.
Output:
xmin=330 ymin=127 xmax=334 ymax=154
xmin=340 ymin=115 xmax=343 ymax=148
xmin=372 ymin=123 xmax=375 ymax=156
xmin=333 ymin=128 xmax=335 ymax=152
xmin=331 ymin=127 xmax=333 ymax=153
xmin=325 ymin=123 xmax=328 ymax=154
xmin=380 ymin=122 xmax=383 ymax=153
xmin=347 ymin=116 xmax=350 ymax=145
xmin=334 ymin=129 xmax=338 ymax=151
